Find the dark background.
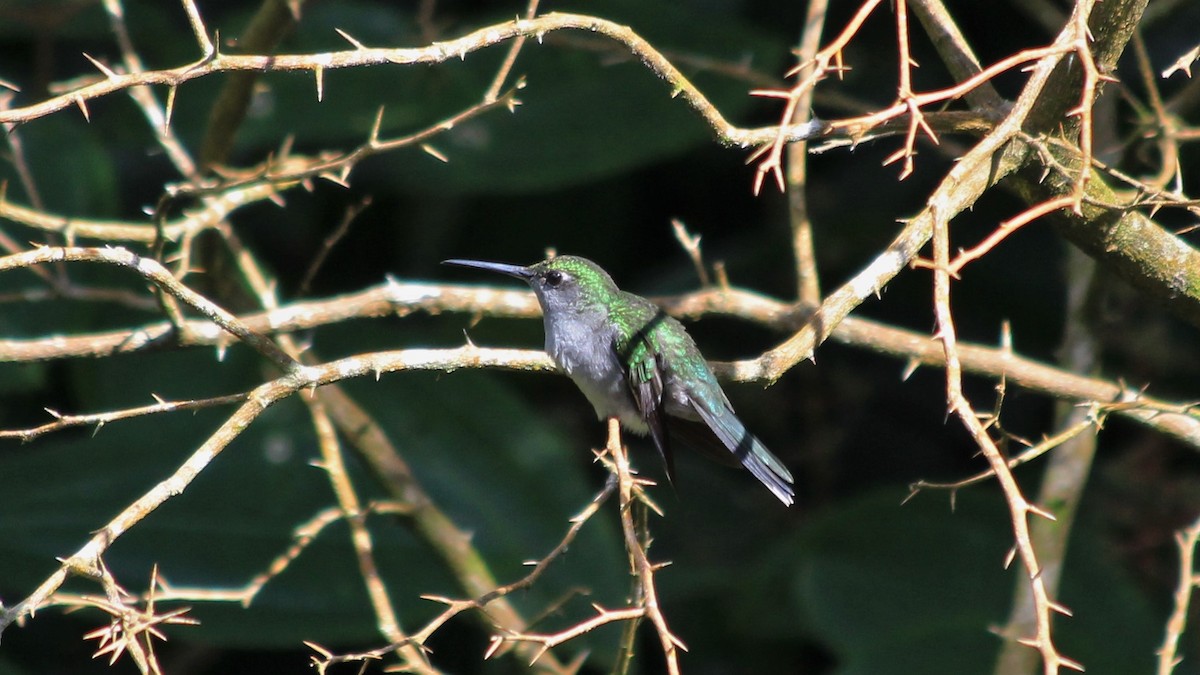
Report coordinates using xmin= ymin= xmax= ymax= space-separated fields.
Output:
xmin=1 ymin=1 xmax=1199 ymax=673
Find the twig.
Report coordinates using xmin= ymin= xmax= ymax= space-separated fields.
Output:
xmin=909 ymin=0 xmax=1004 ymax=109
xmin=1162 ymin=43 xmax=1200 ymax=78
xmin=729 ymin=14 xmax=1095 ymax=384
xmin=297 ymin=195 xmax=372 ymax=297
xmin=0 ymin=245 xmax=296 ymax=370
xmin=929 ymin=182 xmax=1080 ymax=674
xmin=906 ymin=414 xmax=1098 ymax=497
xmin=0 ymin=13 xmax=827 ymax=152
xmin=785 ymin=0 xmax=828 ymax=304
xmin=994 ymin=246 xmax=1101 ymax=675
xmin=4 ymin=280 xmax=1198 ymax=449
xmin=1157 ymin=515 xmax=1200 ymax=675
xmin=0 ymin=343 xmax=557 ymax=636
xmin=606 ymin=418 xmax=685 ymax=675
xmin=489 ymin=605 xmax=645 ymax=666
xmin=308 ymin=396 xmax=436 ymax=672
xmin=1064 ymin=0 xmax=1101 ymax=213
xmin=946 ymin=196 xmax=1075 ymax=275
xmin=750 ymin=0 xmax=885 ymax=193
xmin=197 ymin=0 xmax=299 ymax=170
xmin=1130 ymin=31 xmax=1183 ymax=193
xmin=0 ymin=179 xmax=294 ymax=244
xmin=69 ymin=564 xmax=197 ymax=674
xmin=670 ymin=219 xmax=710 ymax=287
xmin=102 ymin=0 xmax=199 ymax=179
xmin=887 ymin=0 xmax=940 ymax=180
xmin=483 ymin=0 xmax=541 ymax=104
xmin=149 ymin=502 xmax=410 ymax=607
xmin=315 ymin=479 xmax=615 ymax=671
xmin=0 ymin=392 xmax=249 ymax=442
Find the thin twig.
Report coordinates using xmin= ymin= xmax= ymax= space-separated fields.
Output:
xmin=0 ymin=343 xmax=558 ymax=636
xmin=0 ymin=13 xmax=827 ymax=152
xmin=930 ymin=183 xmax=1080 ymax=674
xmin=1157 ymin=516 xmax=1200 ymax=675
xmin=785 ymin=0 xmax=828 ymax=304
xmin=0 ymin=246 xmax=296 ymax=370
xmin=304 ymin=396 xmax=435 ymax=673
xmin=606 ymin=418 xmax=685 ymax=675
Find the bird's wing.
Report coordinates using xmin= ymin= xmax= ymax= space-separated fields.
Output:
xmin=619 ymin=335 xmax=674 ymax=482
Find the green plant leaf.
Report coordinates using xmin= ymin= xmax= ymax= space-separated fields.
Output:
xmin=728 ymin=486 xmax=1163 ymax=674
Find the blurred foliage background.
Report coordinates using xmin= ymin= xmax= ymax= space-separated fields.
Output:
xmin=0 ymin=0 xmax=1199 ymax=673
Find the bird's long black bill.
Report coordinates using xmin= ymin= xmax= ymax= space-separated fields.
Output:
xmin=442 ymin=259 xmax=534 ymax=280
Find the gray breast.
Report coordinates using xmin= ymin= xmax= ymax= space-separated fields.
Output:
xmin=543 ymin=311 xmax=646 ymax=431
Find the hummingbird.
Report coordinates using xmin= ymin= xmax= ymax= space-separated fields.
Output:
xmin=442 ymin=255 xmax=795 ymax=505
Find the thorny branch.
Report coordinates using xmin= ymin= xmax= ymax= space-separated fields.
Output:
xmin=603 ymin=419 xmax=684 ymax=674
xmin=0 ymin=12 xmax=828 ymax=150
xmin=1157 ymin=516 xmax=1200 ymax=675
xmin=1 ymin=0 xmax=1197 ymax=673
xmin=930 ymin=191 xmax=1082 ymax=675
xmin=2 ymin=274 xmax=1197 ymax=445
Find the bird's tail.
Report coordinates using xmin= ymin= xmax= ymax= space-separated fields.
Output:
xmin=681 ymin=404 xmax=796 ymax=506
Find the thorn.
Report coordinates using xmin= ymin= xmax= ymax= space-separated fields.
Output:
xmin=1061 ymin=655 xmax=1086 ymax=672
xmin=164 ymin=85 xmax=177 ymax=129
xmin=882 ymin=147 xmax=908 ymax=167
xmin=73 ymin=94 xmax=90 ymax=122
xmin=304 ymin=641 xmax=333 ymax=659
xmin=1003 ymin=545 xmax=1017 ymax=569
xmin=334 ymin=28 xmax=367 ymax=50
xmin=749 ymin=88 xmax=793 ymax=99
xmin=1027 ymin=503 xmax=1058 ymax=521
xmin=317 ymin=170 xmax=349 ymax=188
xmin=369 ymin=106 xmax=384 ymax=144
xmin=313 ymin=65 xmax=324 ymax=102
xmin=421 ymin=144 xmax=449 ymax=162
xmin=900 ymin=358 xmax=920 ymax=381
xmin=483 ymin=636 xmax=504 ymax=660
xmin=528 ymin=644 xmax=550 ymax=665
xmin=82 ymin=52 xmax=119 ymax=79
xmin=1048 ymin=600 xmax=1074 ymax=617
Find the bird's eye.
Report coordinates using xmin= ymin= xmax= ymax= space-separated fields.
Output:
xmin=544 ymin=270 xmax=564 ymax=287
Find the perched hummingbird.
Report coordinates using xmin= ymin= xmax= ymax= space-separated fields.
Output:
xmin=443 ymin=255 xmax=795 ymax=505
